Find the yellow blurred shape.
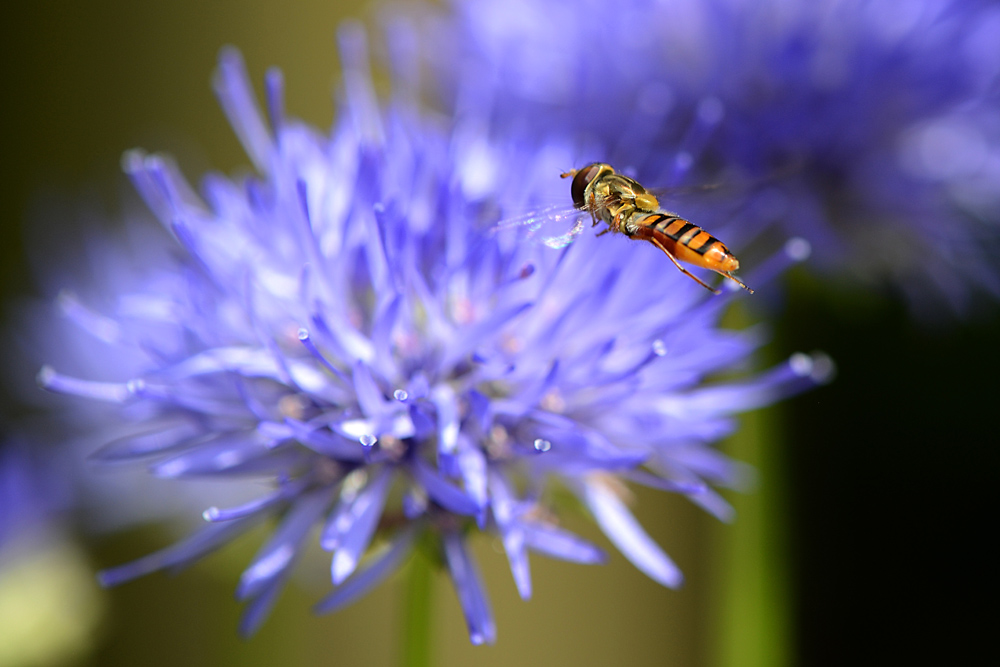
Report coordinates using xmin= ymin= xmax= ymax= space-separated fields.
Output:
xmin=0 ymin=538 xmax=104 ymax=667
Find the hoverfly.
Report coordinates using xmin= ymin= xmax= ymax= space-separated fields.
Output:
xmin=563 ymin=163 xmax=753 ymax=294
xmin=497 ymin=163 xmax=753 ymax=294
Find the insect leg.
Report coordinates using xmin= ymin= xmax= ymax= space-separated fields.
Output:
xmin=612 ymin=205 xmax=634 ymax=233
xmin=719 ymin=271 xmax=754 ymax=294
xmin=587 ymin=191 xmax=601 ymax=227
xmin=647 ymin=236 xmax=721 ymax=295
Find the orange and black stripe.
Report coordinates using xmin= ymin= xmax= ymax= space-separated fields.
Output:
xmin=639 ymin=213 xmax=724 ymax=256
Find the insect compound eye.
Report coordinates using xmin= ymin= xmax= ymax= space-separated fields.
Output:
xmin=570 ymin=163 xmax=605 ymax=209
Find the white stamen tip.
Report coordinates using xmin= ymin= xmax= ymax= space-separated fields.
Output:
xmin=36 ymin=365 xmax=56 ymax=388
xmin=789 ymin=353 xmax=813 ymax=377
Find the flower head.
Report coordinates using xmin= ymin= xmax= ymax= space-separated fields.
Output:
xmin=33 ymin=24 xmax=825 ymax=642
xmin=421 ymin=0 xmax=1000 ymax=313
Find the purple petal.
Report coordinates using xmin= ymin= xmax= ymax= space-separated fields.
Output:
xmin=56 ymin=290 xmax=121 ymax=343
xmin=402 ymin=489 xmax=428 ymax=519
xmin=98 ymin=514 xmax=263 ymax=587
xmin=352 ymin=361 xmax=387 ymax=418
xmin=314 ymin=526 xmax=417 ymax=615
xmin=443 ymin=533 xmax=496 ymax=645
xmin=501 ymin=525 xmax=532 ymax=600
xmin=263 ymin=67 xmax=285 ymax=136
xmin=88 ymin=421 xmax=201 ymax=461
xmin=238 ymin=568 xmax=289 ymax=639
xmin=652 ymin=356 xmax=827 ymax=418
xmin=203 ymin=478 xmax=309 ymax=522
xmin=688 ymin=488 xmax=736 ymax=523
xmin=431 ymin=384 xmax=460 ymax=455
xmin=337 ymin=21 xmax=385 ymax=147
xmin=466 ymin=389 xmax=491 ymax=432
xmin=330 ymin=469 xmax=394 ymax=584
xmin=121 ymin=382 xmax=247 ymax=420
xmin=456 ymin=442 xmax=488 ymax=527
xmin=488 ymin=468 xmax=531 ymax=596
xmin=582 ymin=480 xmax=683 ymax=588
xmin=439 ymin=301 xmax=533 ymax=369
xmin=521 ymin=522 xmax=607 ymax=565
xmin=213 ymin=47 xmax=275 ymax=172
xmin=150 ymin=431 xmax=267 ymax=478
xmin=236 ymin=486 xmax=334 ymax=600
xmin=314 ymin=313 xmax=374 ymax=365
xmin=408 ymin=402 xmax=436 ymax=440
xmin=37 ymin=366 xmax=131 ymax=403
xmin=660 ymin=445 xmax=754 ymax=488
xmin=411 ymin=459 xmax=478 ymax=516
xmin=282 ymin=418 xmax=366 ymax=461
xmin=620 ymin=469 xmax=708 ymax=495
xmin=297 ymin=328 xmax=350 ymax=385
xmin=121 ymin=149 xmax=171 ymax=224
xmin=487 ymin=471 xmax=516 ymax=525
xmin=497 ymin=361 xmax=559 ymax=415
xmin=370 ymin=295 xmax=401 ymax=368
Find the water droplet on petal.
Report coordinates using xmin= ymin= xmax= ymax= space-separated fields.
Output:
xmin=393 ymin=389 xmax=408 ymax=402
xmin=533 ymin=438 xmax=551 ymax=452
xmin=652 ymin=339 xmax=667 ymax=356
xmin=202 ymin=507 xmax=220 ymax=521
xmin=297 ymin=327 xmax=310 ymax=341
xmin=359 ymin=434 xmax=378 ymax=447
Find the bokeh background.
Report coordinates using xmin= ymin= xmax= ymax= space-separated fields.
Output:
xmin=1 ymin=1 xmax=996 ymax=666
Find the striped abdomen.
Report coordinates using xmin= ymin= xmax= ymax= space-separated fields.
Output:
xmin=632 ymin=212 xmax=740 ymax=273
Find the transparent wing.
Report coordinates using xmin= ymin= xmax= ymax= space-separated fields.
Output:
xmin=491 ymin=204 xmax=589 ymax=250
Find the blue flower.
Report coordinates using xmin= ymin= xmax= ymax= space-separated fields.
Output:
xmin=34 ymin=24 xmax=825 ymax=643
xmin=421 ymin=0 xmax=1000 ymax=312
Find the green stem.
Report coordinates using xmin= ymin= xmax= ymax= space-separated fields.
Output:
xmin=711 ymin=304 xmax=792 ymax=667
xmin=711 ymin=405 xmax=791 ymax=667
xmin=400 ymin=549 xmax=433 ymax=667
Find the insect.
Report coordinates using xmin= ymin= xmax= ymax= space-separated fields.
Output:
xmin=561 ymin=163 xmax=753 ymax=294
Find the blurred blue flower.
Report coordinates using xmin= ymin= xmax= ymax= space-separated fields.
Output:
xmin=33 ymin=24 xmax=826 ymax=643
xmin=418 ymin=0 xmax=1000 ymax=313
xmin=0 ymin=436 xmax=65 ymax=552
